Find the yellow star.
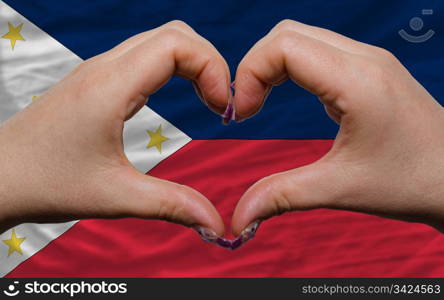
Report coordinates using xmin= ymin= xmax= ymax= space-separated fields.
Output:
xmin=146 ymin=125 xmax=169 ymax=153
xmin=2 ymin=22 xmax=25 ymax=50
xmin=2 ymin=229 xmax=26 ymax=256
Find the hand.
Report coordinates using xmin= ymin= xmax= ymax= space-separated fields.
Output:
xmin=0 ymin=21 xmax=230 ymax=235
xmin=231 ymin=20 xmax=444 ymax=236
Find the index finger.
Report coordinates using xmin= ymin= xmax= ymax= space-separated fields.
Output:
xmin=95 ymin=21 xmax=232 ymax=120
xmin=233 ymin=25 xmax=354 ymax=121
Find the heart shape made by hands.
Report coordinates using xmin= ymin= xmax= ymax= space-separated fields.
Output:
xmin=193 ymin=83 xmax=259 ymax=250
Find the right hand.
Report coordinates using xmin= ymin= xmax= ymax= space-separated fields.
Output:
xmin=231 ymin=19 xmax=444 ymax=236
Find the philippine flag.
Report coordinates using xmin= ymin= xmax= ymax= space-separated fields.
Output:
xmin=1 ymin=0 xmax=444 ymax=277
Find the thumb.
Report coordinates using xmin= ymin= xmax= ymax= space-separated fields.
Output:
xmin=101 ymin=167 xmax=225 ymax=236
xmin=231 ymin=160 xmax=346 ymax=236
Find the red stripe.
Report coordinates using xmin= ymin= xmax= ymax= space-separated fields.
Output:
xmin=7 ymin=139 xmax=444 ymax=277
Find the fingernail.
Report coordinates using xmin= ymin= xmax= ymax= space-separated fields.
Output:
xmin=230 ymin=237 xmax=243 ymax=250
xmin=221 ymin=94 xmax=235 ymax=125
xmin=221 ymin=81 xmax=236 ymax=125
xmin=221 ymin=102 xmax=235 ymax=125
xmin=193 ymin=226 xmax=218 ymax=243
xmin=229 ymin=81 xmax=244 ymax=123
xmin=193 ymin=226 xmax=235 ymax=249
xmin=230 ymin=220 xmax=262 ymax=250
xmin=194 ymin=221 xmax=261 ymax=250
xmin=237 ymin=220 xmax=261 ymax=246
xmin=192 ymin=81 xmax=207 ymax=106
xmin=216 ymin=237 xmax=232 ymax=249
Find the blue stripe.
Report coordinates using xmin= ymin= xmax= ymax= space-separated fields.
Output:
xmin=5 ymin=0 xmax=443 ymax=139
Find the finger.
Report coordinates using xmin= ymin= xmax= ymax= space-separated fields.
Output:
xmin=270 ymin=20 xmax=377 ymax=56
xmin=233 ymin=29 xmax=353 ymax=121
xmin=105 ymin=21 xmax=231 ymax=119
xmin=102 ymin=168 xmax=225 ymax=236
xmin=102 ymin=20 xmax=201 ymax=61
xmin=231 ymin=159 xmax=347 ymax=236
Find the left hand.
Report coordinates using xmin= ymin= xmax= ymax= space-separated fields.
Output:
xmin=0 ymin=21 xmax=230 ymax=236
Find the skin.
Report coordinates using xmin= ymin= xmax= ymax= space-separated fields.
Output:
xmin=1 ymin=20 xmax=443 ymax=240
xmin=231 ymin=20 xmax=444 ymax=236
xmin=0 ymin=21 xmax=229 ymax=235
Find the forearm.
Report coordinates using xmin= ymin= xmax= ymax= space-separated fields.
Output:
xmin=0 ymin=120 xmax=32 ymax=234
